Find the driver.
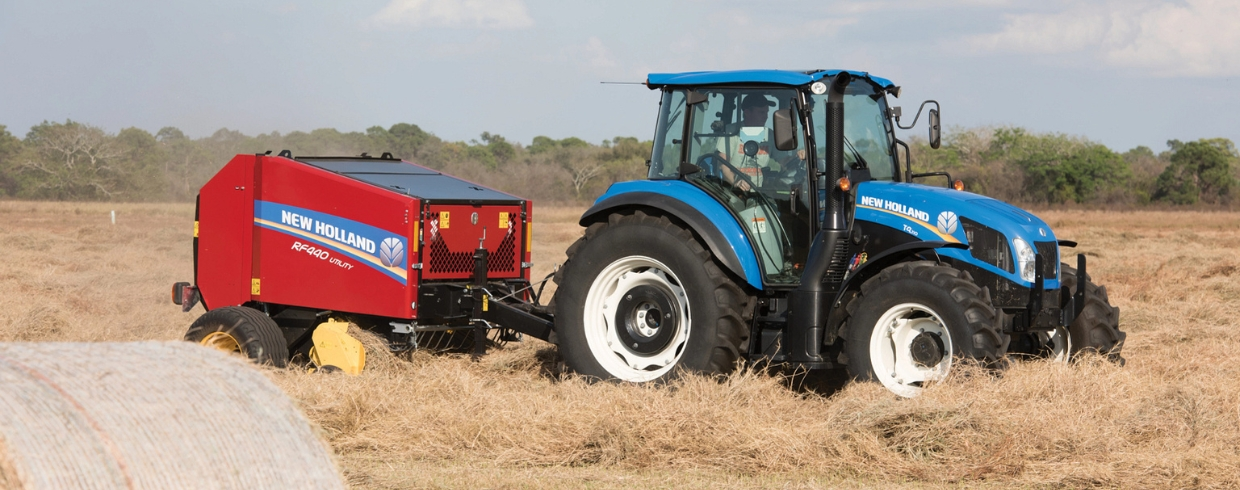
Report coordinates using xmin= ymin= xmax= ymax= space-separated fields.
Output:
xmin=716 ymin=94 xmax=776 ymax=191
xmin=715 ymin=94 xmax=806 ymax=192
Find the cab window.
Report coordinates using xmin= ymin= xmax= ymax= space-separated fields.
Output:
xmin=681 ymin=88 xmax=810 ymax=284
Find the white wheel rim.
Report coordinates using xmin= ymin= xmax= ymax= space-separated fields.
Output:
xmin=583 ymin=255 xmax=691 ymax=381
xmin=869 ymin=303 xmax=953 ymax=398
xmin=1040 ymin=326 xmax=1071 ymax=363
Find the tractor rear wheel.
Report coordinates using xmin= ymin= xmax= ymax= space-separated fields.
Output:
xmin=1061 ymin=264 xmax=1125 ymax=363
xmin=185 ymin=306 xmax=289 ymax=368
xmin=844 ymin=261 xmax=1007 ymax=397
xmin=553 ymin=211 xmax=749 ymax=382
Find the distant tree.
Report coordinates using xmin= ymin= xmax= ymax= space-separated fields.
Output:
xmin=547 ymin=146 xmax=602 ymax=198
xmin=528 ymin=135 xmax=557 ymax=154
xmin=987 ymin=127 xmax=1130 ymax=204
xmin=1121 ymin=145 xmax=1167 ymax=204
xmin=1154 ymin=138 xmax=1237 ymax=205
xmin=601 ymin=136 xmax=651 ymax=185
xmin=479 ymin=132 xmax=515 ymax=164
xmin=558 ymin=137 xmax=590 ymax=149
xmin=384 ymin=123 xmax=433 ymax=160
xmin=908 ymin=128 xmax=1019 ymax=201
xmin=606 ymin=137 xmax=648 ymax=162
xmin=567 ymin=159 xmax=604 ymax=198
xmin=0 ymin=125 xmax=23 ymax=197
xmin=156 ymin=126 xmax=215 ymax=200
xmin=157 ymin=127 xmax=187 ymax=142
xmin=19 ymin=121 xmax=127 ymax=200
xmin=114 ymin=127 xmax=166 ymax=199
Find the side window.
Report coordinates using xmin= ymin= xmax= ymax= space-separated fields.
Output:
xmin=685 ymin=91 xmax=734 ymax=172
xmin=682 ymin=88 xmax=811 ymax=285
xmin=648 ymin=90 xmax=687 ymax=179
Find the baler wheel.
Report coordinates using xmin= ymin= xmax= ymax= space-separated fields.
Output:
xmin=184 ymin=306 xmax=290 ymax=368
xmin=553 ymin=211 xmax=748 ymax=382
xmin=1060 ymin=264 xmax=1125 ymax=364
xmin=843 ymin=261 xmax=1008 ymax=397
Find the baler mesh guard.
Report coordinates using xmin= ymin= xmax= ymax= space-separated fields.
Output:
xmin=428 ymin=231 xmax=517 ymax=275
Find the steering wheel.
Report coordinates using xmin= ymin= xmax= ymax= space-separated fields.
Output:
xmin=690 ymin=153 xmax=794 ymax=265
xmin=694 ymin=153 xmax=758 ymax=193
xmin=696 ymin=153 xmax=760 ymax=194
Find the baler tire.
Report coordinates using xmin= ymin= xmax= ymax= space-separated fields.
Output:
xmin=185 ymin=306 xmax=289 ymax=368
xmin=843 ymin=261 xmax=1008 ymax=397
xmin=1061 ymin=264 xmax=1125 ymax=364
xmin=552 ymin=211 xmax=749 ymax=382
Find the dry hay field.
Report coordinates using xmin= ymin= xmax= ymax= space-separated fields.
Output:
xmin=1 ymin=200 xmax=1238 ymax=489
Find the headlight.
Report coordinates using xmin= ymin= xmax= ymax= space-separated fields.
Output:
xmin=1013 ymin=237 xmax=1036 ymax=282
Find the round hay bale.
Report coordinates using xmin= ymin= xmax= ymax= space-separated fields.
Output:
xmin=0 ymin=341 xmax=344 ymax=490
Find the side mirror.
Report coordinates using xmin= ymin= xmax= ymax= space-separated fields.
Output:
xmin=773 ymin=108 xmax=797 ymax=151
xmin=928 ymin=109 xmax=941 ymax=149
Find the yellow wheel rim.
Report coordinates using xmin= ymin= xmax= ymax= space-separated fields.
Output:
xmin=201 ymin=331 xmax=241 ymax=353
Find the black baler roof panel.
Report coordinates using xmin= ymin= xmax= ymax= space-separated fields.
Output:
xmin=302 ymin=159 xmax=439 ymax=175
xmin=298 ymin=157 xmax=522 ymax=202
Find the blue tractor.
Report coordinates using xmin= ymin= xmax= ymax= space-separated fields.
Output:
xmin=551 ymin=69 xmax=1125 ymax=396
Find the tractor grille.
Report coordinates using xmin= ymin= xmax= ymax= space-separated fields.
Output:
xmin=427 ymin=231 xmax=517 ymax=276
xmin=961 ymin=217 xmax=1013 ymax=273
xmin=1035 ymin=241 xmax=1059 ymax=280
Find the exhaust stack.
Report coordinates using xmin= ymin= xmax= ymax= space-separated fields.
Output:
xmin=786 ymin=73 xmax=851 ymax=366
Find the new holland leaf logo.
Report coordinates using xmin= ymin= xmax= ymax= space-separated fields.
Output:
xmin=379 ymin=237 xmax=405 ymax=268
xmin=936 ymin=211 xmax=959 ymax=235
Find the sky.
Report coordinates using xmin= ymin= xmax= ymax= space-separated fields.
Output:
xmin=1 ymin=0 xmax=1237 ymax=153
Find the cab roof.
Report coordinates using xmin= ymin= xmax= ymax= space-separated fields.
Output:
xmin=645 ymin=69 xmax=894 ymax=89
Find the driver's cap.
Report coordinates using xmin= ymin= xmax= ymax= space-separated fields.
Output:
xmin=741 ymin=95 xmax=775 ymax=109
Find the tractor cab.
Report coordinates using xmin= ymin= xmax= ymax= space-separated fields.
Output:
xmin=646 ymin=71 xmax=900 ymax=286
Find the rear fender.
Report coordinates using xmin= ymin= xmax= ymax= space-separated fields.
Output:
xmin=581 ymin=182 xmax=763 ymax=289
xmin=831 ymin=240 xmax=969 ymax=308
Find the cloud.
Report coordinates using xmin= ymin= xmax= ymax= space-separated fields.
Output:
xmin=566 ymin=37 xmax=618 ymax=70
xmin=830 ymin=0 xmax=1012 ymax=15
xmin=962 ymin=0 xmax=1240 ymax=76
xmin=368 ymin=0 xmax=533 ymax=30
xmin=801 ymin=17 xmax=859 ymax=37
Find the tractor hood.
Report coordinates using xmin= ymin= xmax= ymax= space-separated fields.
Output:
xmin=853 ymin=181 xmax=1059 ymax=288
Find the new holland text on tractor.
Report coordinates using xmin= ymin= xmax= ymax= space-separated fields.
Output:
xmin=174 ymin=69 xmax=1124 ymax=397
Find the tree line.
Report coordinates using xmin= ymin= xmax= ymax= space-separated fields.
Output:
xmin=0 ymin=121 xmax=649 ymax=204
xmin=908 ymin=127 xmax=1237 ymax=207
xmin=0 ymin=120 xmax=1234 ymax=207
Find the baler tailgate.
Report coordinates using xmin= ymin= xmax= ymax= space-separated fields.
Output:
xmin=423 ymin=204 xmax=524 ymax=280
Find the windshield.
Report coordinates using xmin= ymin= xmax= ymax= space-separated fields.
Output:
xmin=809 ymin=82 xmax=896 ymax=181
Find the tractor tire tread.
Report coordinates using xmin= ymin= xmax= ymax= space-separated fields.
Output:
xmin=847 ymin=261 xmax=1009 ymax=363
xmin=1061 ymin=264 xmax=1125 ymax=362
xmin=553 ymin=210 xmax=750 ymax=380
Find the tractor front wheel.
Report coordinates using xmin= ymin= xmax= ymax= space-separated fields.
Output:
xmin=185 ymin=306 xmax=289 ymax=368
xmin=844 ymin=261 xmax=1008 ymax=397
xmin=1061 ymin=264 xmax=1125 ymax=363
xmin=553 ymin=211 xmax=749 ymax=382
